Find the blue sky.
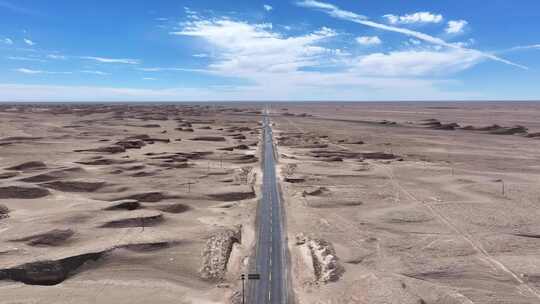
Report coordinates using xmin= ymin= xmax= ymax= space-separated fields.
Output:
xmin=0 ymin=0 xmax=539 ymax=101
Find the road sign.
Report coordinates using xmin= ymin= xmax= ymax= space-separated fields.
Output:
xmin=247 ymin=274 xmax=260 ymax=280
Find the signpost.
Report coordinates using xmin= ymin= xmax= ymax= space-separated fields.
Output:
xmin=240 ymin=273 xmax=260 ymax=304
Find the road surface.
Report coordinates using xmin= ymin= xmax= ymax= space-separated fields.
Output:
xmin=247 ymin=109 xmax=289 ymax=303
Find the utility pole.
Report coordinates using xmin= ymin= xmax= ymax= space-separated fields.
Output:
xmin=240 ymin=273 xmax=260 ymax=304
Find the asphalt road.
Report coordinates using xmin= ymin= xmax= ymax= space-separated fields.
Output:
xmin=247 ymin=111 xmax=288 ymax=304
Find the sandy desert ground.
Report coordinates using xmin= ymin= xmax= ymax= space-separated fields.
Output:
xmin=2 ymin=102 xmax=540 ymax=304
xmin=271 ymin=102 xmax=540 ymax=304
xmin=0 ymin=103 xmax=264 ymax=304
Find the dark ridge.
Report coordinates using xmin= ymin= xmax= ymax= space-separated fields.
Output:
xmin=0 ymin=251 xmax=105 ymax=285
xmin=5 ymin=161 xmax=47 ymax=171
xmin=109 ymin=192 xmax=180 ymax=202
xmin=103 ymin=200 xmax=141 ymax=211
xmin=40 ymin=180 xmax=106 ymax=192
xmin=0 ymin=172 xmax=19 ymax=179
xmin=99 ymin=213 xmax=164 ymax=228
xmin=10 ymin=229 xmax=75 ymax=246
xmin=153 ymin=203 xmax=191 ymax=214
xmin=0 ymin=186 xmax=50 ymax=199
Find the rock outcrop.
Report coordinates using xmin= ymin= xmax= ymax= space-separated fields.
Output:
xmin=200 ymin=227 xmax=241 ymax=281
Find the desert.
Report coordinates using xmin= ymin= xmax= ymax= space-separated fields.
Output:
xmin=2 ymin=102 xmax=540 ymax=304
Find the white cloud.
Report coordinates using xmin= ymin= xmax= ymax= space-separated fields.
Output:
xmin=81 ymin=56 xmax=140 ymax=64
xmin=193 ymin=53 xmax=209 ymax=58
xmin=383 ymin=12 xmax=443 ymax=24
xmin=172 ymin=18 xmax=336 ymax=75
xmin=81 ymin=70 xmax=110 ymax=75
xmin=409 ymin=39 xmax=421 ymax=45
xmin=297 ymin=0 xmax=526 ymax=69
xmin=356 ymin=36 xmax=381 ymax=46
xmin=7 ymin=56 xmax=45 ymax=62
xmin=155 ymin=17 xmax=168 ymax=21
xmin=264 ymin=4 xmax=273 ymax=11
xmin=509 ymin=44 xmax=540 ymax=51
xmin=137 ymin=67 xmax=205 ymax=72
xmin=47 ymin=54 xmax=66 ymax=60
xmin=23 ymin=38 xmax=35 ymax=46
xmin=15 ymin=68 xmax=72 ymax=75
xmin=143 ymin=77 xmax=157 ymax=80
xmin=446 ymin=20 xmax=468 ymax=34
xmin=353 ymin=49 xmax=484 ymax=77
xmin=3 ymin=38 xmax=13 ymax=45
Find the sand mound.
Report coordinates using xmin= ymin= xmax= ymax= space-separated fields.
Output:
xmin=104 ymin=199 xmax=141 ymax=211
xmin=0 ymin=172 xmax=19 ymax=179
xmin=121 ymin=241 xmax=180 ymax=253
xmin=76 ymin=157 xmax=134 ymax=165
xmin=152 ymin=203 xmax=191 ymax=214
xmin=200 ymin=228 xmax=241 ymax=281
xmin=107 ymin=192 xmax=179 ymax=202
xmin=5 ymin=161 xmax=47 ymax=171
xmin=74 ymin=145 xmax=126 ymax=154
xmin=19 ymin=167 xmax=85 ymax=183
xmin=10 ymin=229 xmax=75 ymax=246
xmin=0 ymin=251 xmax=104 ymax=285
xmin=190 ymin=136 xmax=226 ymax=142
xmin=99 ymin=211 xmax=164 ymax=228
xmin=302 ymin=187 xmax=329 ymax=197
xmin=115 ymin=139 xmax=146 ymax=149
xmin=0 ymin=204 xmax=9 ymax=219
xmin=0 ymin=185 xmax=50 ymax=199
xmin=361 ymin=152 xmax=399 ymax=160
xmin=40 ymin=180 xmax=107 ymax=192
xmin=208 ymin=186 xmax=256 ymax=202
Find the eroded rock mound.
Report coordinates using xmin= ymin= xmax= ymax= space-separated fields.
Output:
xmin=104 ymin=199 xmax=141 ymax=211
xmin=110 ymin=192 xmax=180 ymax=203
xmin=190 ymin=136 xmax=226 ymax=142
xmin=153 ymin=203 xmax=191 ymax=214
xmin=0 ymin=186 xmax=50 ymax=199
xmin=0 ymin=172 xmax=19 ymax=179
xmin=296 ymin=234 xmax=344 ymax=283
xmin=10 ymin=229 xmax=75 ymax=246
xmin=208 ymin=187 xmax=256 ymax=202
xmin=40 ymin=180 xmax=106 ymax=192
xmin=200 ymin=228 xmax=241 ymax=281
xmin=0 ymin=252 xmax=104 ymax=285
xmin=5 ymin=161 xmax=47 ymax=171
xmin=99 ymin=211 xmax=164 ymax=228
xmin=0 ymin=204 xmax=9 ymax=219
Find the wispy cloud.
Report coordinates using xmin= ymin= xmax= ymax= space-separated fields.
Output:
xmin=3 ymin=38 xmax=13 ymax=45
xmin=356 ymin=36 xmax=381 ymax=46
xmin=47 ymin=54 xmax=66 ymax=60
xmin=446 ymin=20 xmax=468 ymax=34
xmin=296 ymin=0 xmax=526 ymax=69
xmin=81 ymin=56 xmax=140 ymax=64
xmin=23 ymin=38 xmax=35 ymax=46
xmin=383 ymin=12 xmax=443 ymax=24
xmin=143 ymin=77 xmax=157 ymax=80
xmin=193 ymin=53 xmax=209 ymax=58
xmin=509 ymin=44 xmax=540 ymax=51
xmin=264 ymin=4 xmax=273 ymax=11
xmin=137 ymin=67 xmax=205 ymax=72
xmin=15 ymin=68 xmax=72 ymax=75
xmin=81 ymin=70 xmax=110 ymax=75
xmin=6 ymin=56 xmax=46 ymax=62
